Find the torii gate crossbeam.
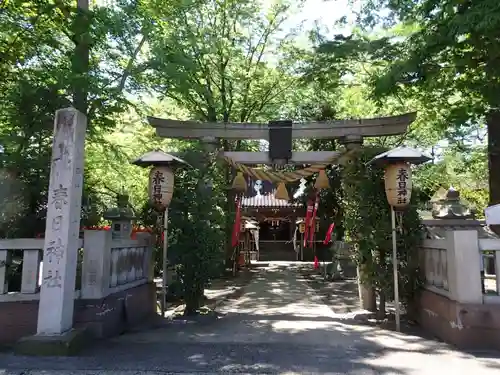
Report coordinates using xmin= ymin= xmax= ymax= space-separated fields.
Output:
xmin=148 ymin=113 xmax=416 ymax=140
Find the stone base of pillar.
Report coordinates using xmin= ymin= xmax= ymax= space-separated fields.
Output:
xmin=14 ymin=328 xmax=90 ymax=356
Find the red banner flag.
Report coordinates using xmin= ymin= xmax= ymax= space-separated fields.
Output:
xmin=308 ymin=192 xmax=320 ymax=248
xmin=323 ymin=223 xmax=335 ymax=245
xmin=314 ymin=256 xmax=319 ymax=269
xmin=231 ymin=198 xmax=242 ymax=247
xmin=303 ymin=198 xmax=314 ymax=248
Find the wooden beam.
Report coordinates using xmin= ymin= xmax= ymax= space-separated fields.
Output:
xmin=148 ymin=113 xmax=416 ymax=140
xmin=222 ymin=151 xmax=341 ymax=165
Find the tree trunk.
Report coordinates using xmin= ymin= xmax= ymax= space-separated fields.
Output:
xmin=377 ymin=290 xmax=386 ymax=320
xmin=376 ymin=249 xmax=387 ymax=319
xmin=183 ymin=277 xmax=200 ymax=315
xmin=488 ymin=110 xmax=500 ymax=235
xmin=73 ymin=0 xmax=90 ymax=115
xmin=357 ymin=265 xmax=376 ymax=312
xmin=184 ymin=291 xmax=202 ymax=316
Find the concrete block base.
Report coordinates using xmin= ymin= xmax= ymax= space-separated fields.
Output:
xmin=14 ymin=328 xmax=89 ymax=356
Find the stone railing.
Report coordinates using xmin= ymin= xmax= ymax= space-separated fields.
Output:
xmin=0 ymin=231 xmax=153 ymax=302
xmin=109 ymin=239 xmax=149 ymax=291
xmin=420 ymin=220 xmax=496 ymax=305
xmin=81 ymin=230 xmax=153 ymax=299
xmin=0 ymin=238 xmax=84 ymax=302
xmin=417 ymin=219 xmax=500 ymax=351
xmin=421 ymin=239 xmax=449 ymax=297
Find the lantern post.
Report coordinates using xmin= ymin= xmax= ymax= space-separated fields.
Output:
xmin=368 ymin=146 xmax=430 ymax=332
xmin=132 ymin=150 xmax=191 ymax=317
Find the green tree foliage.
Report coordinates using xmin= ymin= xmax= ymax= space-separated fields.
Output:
xmin=136 ymin=0 xmax=301 ymax=123
xmin=415 ymin=145 xmax=488 ymax=215
xmin=0 ymin=0 xmax=157 ymax=235
xmin=164 ymin=144 xmax=226 ymax=314
xmin=310 ymin=0 xmax=494 ymax=204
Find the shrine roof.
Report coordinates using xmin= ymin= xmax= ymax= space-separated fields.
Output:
xmin=241 ymin=191 xmax=301 ymax=208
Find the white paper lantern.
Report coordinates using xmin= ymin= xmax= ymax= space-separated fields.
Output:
xmin=149 ymin=166 xmax=174 ymax=209
xmin=384 ymin=162 xmax=412 ymax=208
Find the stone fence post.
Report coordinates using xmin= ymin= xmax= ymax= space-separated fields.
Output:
xmin=81 ymin=230 xmax=112 ymax=299
xmin=446 ymin=229 xmax=483 ymax=304
xmin=136 ymin=232 xmax=154 ymax=282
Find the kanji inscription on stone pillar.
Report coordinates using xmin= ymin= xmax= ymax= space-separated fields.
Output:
xmin=37 ymin=108 xmax=87 ymax=335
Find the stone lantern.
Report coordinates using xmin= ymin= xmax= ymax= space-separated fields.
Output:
xmin=103 ymin=191 xmax=136 ymax=240
xmin=431 ymin=187 xmax=476 ymax=220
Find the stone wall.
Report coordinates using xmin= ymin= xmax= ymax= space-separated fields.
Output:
xmin=0 ymin=282 xmax=156 ymax=346
xmin=416 ymin=289 xmax=500 ymax=350
xmin=0 ymin=300 xmax=39 ymax=346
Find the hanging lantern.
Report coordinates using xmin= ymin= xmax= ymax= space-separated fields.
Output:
xmin=314 ymin=169 xmax=330 ymax=190
xmin=231 ymin=171 xmax=247 ymax=192
xmin=384 ymin=162 xmax=412 ymax=209
xmin=274 ymin=182 xmax=290 ymax=200
xmin=149 ymin=166 xmax=174 ymax=209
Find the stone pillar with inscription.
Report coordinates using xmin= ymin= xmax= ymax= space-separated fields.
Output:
xmin=37 ymin=108 xmax=87 ymax=335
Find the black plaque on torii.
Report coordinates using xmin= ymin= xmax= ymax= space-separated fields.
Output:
xmin=268 ymin=120 xmax=292 ymax=164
